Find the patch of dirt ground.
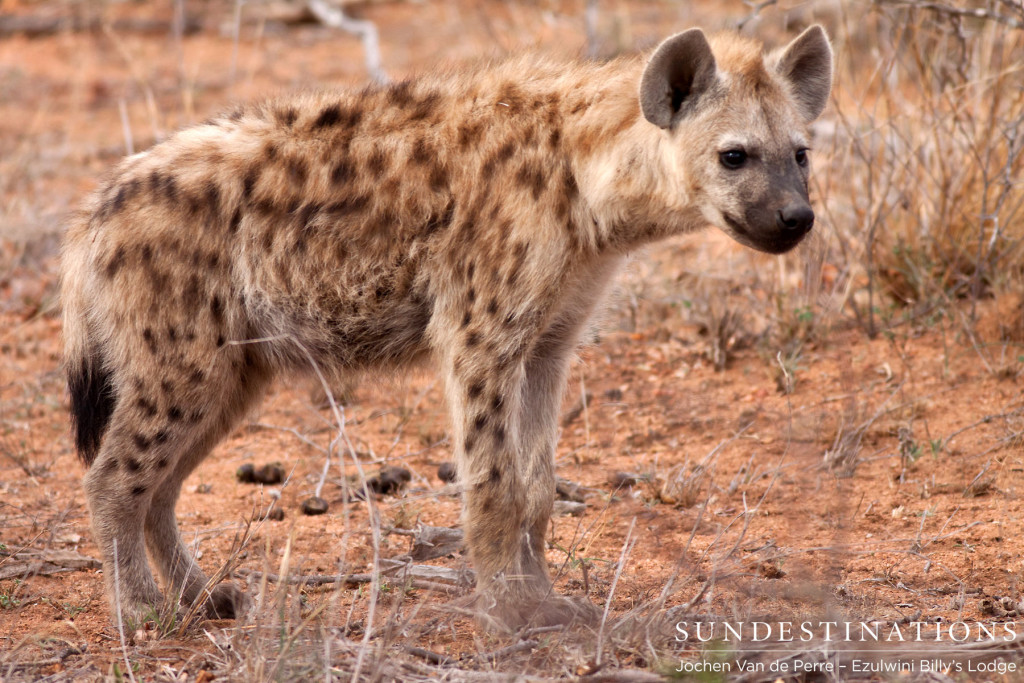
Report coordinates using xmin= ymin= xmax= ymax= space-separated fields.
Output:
xmin=3 ymin=1 xmax=1024 ymax=680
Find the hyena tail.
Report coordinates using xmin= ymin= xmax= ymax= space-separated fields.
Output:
xmin=61 ymin=219 xmax=117 ymax=467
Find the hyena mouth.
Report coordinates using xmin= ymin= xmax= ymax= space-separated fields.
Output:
xmin=722 ymin=213 xmax=807 ymax=255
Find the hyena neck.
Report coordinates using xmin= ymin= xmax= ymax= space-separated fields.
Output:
xmin=563 ymin=61 xmax=708 ymax=255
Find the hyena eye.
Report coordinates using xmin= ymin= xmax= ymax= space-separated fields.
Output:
xmin=719 ymin=149 xmax=747 ymax=169
xmin=795 ymin=147 xmax=809 ymax=166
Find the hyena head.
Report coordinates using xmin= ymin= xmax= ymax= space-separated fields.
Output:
xmin=640 ymin=26 xmax=833 ymax=254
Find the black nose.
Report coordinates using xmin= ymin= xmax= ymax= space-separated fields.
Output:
xmin=777 ymin=204 xmax=815 ymax=235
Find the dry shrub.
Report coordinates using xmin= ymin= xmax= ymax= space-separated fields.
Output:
xmin=820 ymin=2 xmax=1024 ymax=335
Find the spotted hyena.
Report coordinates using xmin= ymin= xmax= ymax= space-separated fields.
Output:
xmin=61 ymin=26 xmax=832 ymax=630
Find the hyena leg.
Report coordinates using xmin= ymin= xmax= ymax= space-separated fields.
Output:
xmin=143 ymin=354 xmax=271 ymax=619
xmin=82 ymin=417 xmax=166 ymax=625
xmin=448 ymin=342 xmax=581 ymax=629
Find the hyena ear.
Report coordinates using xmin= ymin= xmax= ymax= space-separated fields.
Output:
xmin=772 ymin=25 xmax=833 ymax=122
xmin=640 ymin=28 xmax=718 ymax=129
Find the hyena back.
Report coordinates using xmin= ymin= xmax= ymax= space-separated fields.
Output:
xmin=62 ymin=26 xmax=832 ymax=629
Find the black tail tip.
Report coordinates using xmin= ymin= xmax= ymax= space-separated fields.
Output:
xmin=67 ymin=360 xmax=116 ymax=466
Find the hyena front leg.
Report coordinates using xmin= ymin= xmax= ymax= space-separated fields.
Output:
xmin=444 ymin=331 xmax=592 ymax=629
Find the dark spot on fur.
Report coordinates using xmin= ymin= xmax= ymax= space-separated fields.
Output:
xmin=278 ymin=107 xmax=298 ymax=127
xmin=468 ymin=381 xmax=485 ymax=400
xmin=189 ymin=367 xmax=206 ymax=385
xmin=312 ymin=104 xmax=342 ymax=129
xmin=160 ymin=380 xmax=175 ymax=395
xmin=326 ymin=193 xmax=370 ymax=216
xmin=210 ymin=295 xmax=224 ymax=324
xmin=342 ymin=107 xmax=363 ymax=128
xmin=491 ymin=393 xmax=503 ymax=411
xmin=367 ymin=150 xmax=389 ymax=178
xmin=217 ymin=334 xmax=226 ymax=347
xmin=264 ymin=142 xmax=278 ymax=160
xmin=561 ymin=163 xmax=579 ymax=201
xmin=487 ymin=299 xmax=498 ymax=316
xmin=154 ymin=430 xmax=169 ymax=444
xmin=461 ymin=311 xmax=472 ymax=328
xmin=253 ymin=198 xmax=276 ymax=216
xmin=387 ymin=79 xmax=415 ymax=107
xmin=464 ymin=436 xmax=476 ymax=453
xmin=157 ymin=457 xmax=169 ymax=469
xmin=496 ymin=141 xmax=516 ymax=163
xmin=140 ymin=244 xmax=153 ymax=264
xmin=409 ymin=92 xmax=441 ymax=121
xmin=104 ymin=246 xmax=126 ymax=278
xmin=457 ymin=122 xmax=483 ymax=148
xmin=489 ymin=466 xmax=501 ymax=483
xmin=126 ymin=457 xmax=141 ymax=472
xmin=183 ymin=275 xmax=202 ymax=309
xmin=467 ymin=288 xmax=476 ymax=303
xmin=493 ymin=425 xmax=506 ymax=445
xmin=424 ymin=199 xmax=455 ymax=235
xmin=498 ymin=81 xmax=523 ymax=108
xmin=548 ymin=128 xmax=561 ymax=148
xmin=168 ymin=406 xmax=183 ymax=421
xmin=205 ymin=181 xmax=221 ymax=216
xmin=242 ymin=167 xmax=259 ymax=200
xmin=135 ymin=397 xmax=157 ymax=417
xmin=131 ymin=485 xmax=147 ymax=497
xmin=474 ymin=413 xmax=488 ymax=431
xmin=167 ymin=326 xmax=177 ymax=342
xmin=410 ymin=139 xmax=433 ymax=165
xmin=142 ymin=328 xmax=158 ymax=354
xmin=184 ymin=191 xmax=203 ymax=217
xmin=429 ymin=164 xmax=449 ymax=192
xmin=133 ymin=433 xmax=151 ymax=451
xmin=331 ymin=160 xmax=354 ymax=185
xmin=149 ymin=171 xmax=179 ymax=204
xmin=466 ymin=332 xmax=481 ymax=348
xmin=286 ymin=157 xmax=308 ymax=186
xmin=516 ymin=163 xmax=546 ymax=200
xmin=101 ymin=178 xmax=140 ymax=219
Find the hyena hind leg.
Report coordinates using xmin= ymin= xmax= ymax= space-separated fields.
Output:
xmin=142 ymin=367 xmax=272 ymax=620
xmin=144 ymin=473 xmax=249 ymax=620
xmin=83 ymin=422 xmax=167 ymax=626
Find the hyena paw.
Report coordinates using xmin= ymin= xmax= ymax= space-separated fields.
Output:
xmin=478 ymin=590 xmax=600 ymax=633
xmin=203 ymin=581 xmax=250 ymax=620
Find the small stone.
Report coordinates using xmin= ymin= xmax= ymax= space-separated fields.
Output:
xmin=603 ymin=387 xmax=624 ymax=401
xmin=437 ymin=461 xmax=457 ymax=483
xmin=609 ymin=471 xmax=638 ymax=488
xmin=236 ymin=463 xmax=256 ymax=483
xmin=263 ymin=506 xmax=285 ymax=521
xmin=368 ymin=466 xmax=411 ymax=495
xmin=301 ymin=496 xmax=329 ymax=516
xmin=555 ymin=478 xmax=585 ymax=503
xmin=254 ymin=463 xmax=285 ymax=484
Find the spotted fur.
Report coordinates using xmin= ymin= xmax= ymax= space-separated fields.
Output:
xmin=62 ymin=26 xmax=832 ymax=629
